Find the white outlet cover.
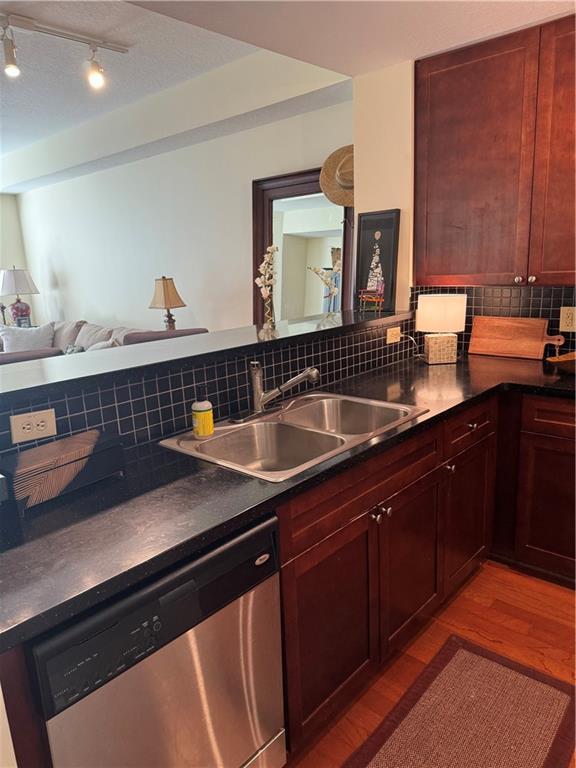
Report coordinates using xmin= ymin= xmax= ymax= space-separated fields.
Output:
xmin=10 ymin=409 xmax=57 ymax=444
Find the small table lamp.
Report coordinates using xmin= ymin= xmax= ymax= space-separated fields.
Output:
xmin=416 ymin=294 xmax=467 ymax=364
xmin=0 ymin=266 xmax=40 ymax=326
xmin=149 ymin=276 xmax=186 ymax=330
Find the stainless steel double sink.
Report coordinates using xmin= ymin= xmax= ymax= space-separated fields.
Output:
xmin=161 ymin=393 xmax=428 ymax=483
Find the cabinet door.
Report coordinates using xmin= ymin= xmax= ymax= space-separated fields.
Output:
xmin=380 ymin=468 xmax=445 ymax=656
xmin=529 ymin=15 xmax=575 ymax=285
xmin=281 ymin=512 xmax=379 ymax=752
xmin=415 ymin=28 xmax=539 ymax=285
xmin=515 ymin=433 xmax=575 ymax=579
xmin=444 ymin=436 xmax=496 ymax=597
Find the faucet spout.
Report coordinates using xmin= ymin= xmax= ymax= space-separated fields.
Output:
xmin=248 ymin=361 xmax=320 ymax=415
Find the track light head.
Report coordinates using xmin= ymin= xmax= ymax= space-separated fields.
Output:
xmin=86 ymin=46 xmax=105 ymax=90
xmin=2 ymin=28 xmax=20 ymax=78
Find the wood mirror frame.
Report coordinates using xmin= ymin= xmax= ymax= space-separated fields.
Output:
xmin=252 ymin=168 xmax=354 ymax=325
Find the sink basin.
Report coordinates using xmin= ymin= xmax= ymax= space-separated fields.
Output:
xmin=168 ymin=421 xmax=345 ymax=481
xmin=161 ymin=393 xmax=428 ymax=482
xmin=279 ymin=395 xmax=415 ymax=435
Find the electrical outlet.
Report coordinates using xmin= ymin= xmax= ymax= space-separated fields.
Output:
xmin=559 ymin=307 xmax=576 ymax=333
xmin=386 ymin=326 xmax=401 ymax=344
xmin=10 ymin=409 xmax=57 ymax=444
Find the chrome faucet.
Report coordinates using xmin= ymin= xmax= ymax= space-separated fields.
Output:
xmin=249 ymin=360 xmax=320 ymax=414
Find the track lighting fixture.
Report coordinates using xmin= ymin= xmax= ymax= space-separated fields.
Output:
xmin=2 ymin=27 xmax=20 ymax=78
xmin=0 ymin=13 xmax=128 ymax=87
xmin=86 ymin=46 xmax=105 ymax=90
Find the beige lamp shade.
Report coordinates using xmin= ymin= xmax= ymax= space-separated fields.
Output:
xmin=149 ymin=276 xmax=186 ymax=309
xmin=416 ymin=294 xmax=467 ymax=332
xmin=0 ymin=268 xmax=39 ymax=297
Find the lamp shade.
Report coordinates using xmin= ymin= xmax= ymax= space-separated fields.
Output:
xmin=416 ymin=294 xmax=467 ymax=333
xmin=0 ymin=268 xmax=39 ymax=297
xmin=149 ymin=276 xmax=186 ymax=310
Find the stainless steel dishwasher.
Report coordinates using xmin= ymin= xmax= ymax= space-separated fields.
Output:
xmin=32 ymin=518 xmax=286 ymax=768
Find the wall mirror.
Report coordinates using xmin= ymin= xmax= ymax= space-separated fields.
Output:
xmin=252 ymin=169 xmax=353 ymax=324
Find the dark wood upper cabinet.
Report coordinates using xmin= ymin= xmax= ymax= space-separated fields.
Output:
xmin=415 ymin=28 xmax=539 ymax=285
xmin=415 ymin=17 xmax=575 ymax=286
xmin=529 ymin=15 xmax=576 ymax=284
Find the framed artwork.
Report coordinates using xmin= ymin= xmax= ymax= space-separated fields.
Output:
xmin=355 ymin=209 xmax=400 ymax=313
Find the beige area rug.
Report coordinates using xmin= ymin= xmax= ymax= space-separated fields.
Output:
xmin=343 ymin=635 xmax=574 ymax=768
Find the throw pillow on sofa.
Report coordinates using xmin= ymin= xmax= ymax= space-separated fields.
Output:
xmin=75 ymin=323 xmax=112 ymax=350
xmin=87 ymin=339 xmax=120 ymax=351
xmin=53 ymin=320 xmax=87 ymax=351
xmin=0 ymin=322 xmax=55 ymax=352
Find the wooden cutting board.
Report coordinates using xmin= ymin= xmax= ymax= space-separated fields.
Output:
xmin=468 ymin=316 xmax=565 ymax=360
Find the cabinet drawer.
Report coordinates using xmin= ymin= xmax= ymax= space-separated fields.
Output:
xmin=442 ymin=397 xmax=497 ymax=458
xmin=278 ymin=425 xmax=442 ymax=564
xmin=521 ymin=395 xmax=575 ymax=439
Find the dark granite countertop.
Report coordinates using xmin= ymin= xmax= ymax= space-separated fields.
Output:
xmin=0 ymin=355 xmax=573 ymax=653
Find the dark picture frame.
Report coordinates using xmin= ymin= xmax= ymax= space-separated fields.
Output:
xmin=355 ymin=209 xmax=400 ymax=313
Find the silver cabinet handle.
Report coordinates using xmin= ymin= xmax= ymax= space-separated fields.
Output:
xmin=378 ymin=503 xmax=393 ymax=518
xmin=528 ymin=275 xmax=536 ymax=283
xmin=514 ymin=276 xmax=524 ymax=284
xmin=445 ymin=464 xmax=456 ymax=473
xmin=468 ymin=422 xmax=478 ymax=431
xmin=370 ymin=510 xmax=383 ymax=524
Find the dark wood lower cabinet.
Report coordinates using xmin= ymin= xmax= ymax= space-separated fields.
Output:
xmin=444 ymin=436 xmax=496 ymax=597
xmin=380 ymin=468 xmax=446 ymax=656
xmin=281 ymin=511 xmax=379 ymax=751
xmin=515 ymin=432 xmax=575 ymax=579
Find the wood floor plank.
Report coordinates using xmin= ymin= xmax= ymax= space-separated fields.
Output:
xmin=292 ymin=562 xmax=575 ymax=767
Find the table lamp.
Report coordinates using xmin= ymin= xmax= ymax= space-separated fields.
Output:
xmin=149 ymin=276 xmax=186 ymax=330
xmin=0 ymin=266 xmax=39 ymax=326
xmin=416 ymin=294 xmax=467 ymax=364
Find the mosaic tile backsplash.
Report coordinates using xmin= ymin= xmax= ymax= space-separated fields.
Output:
xmin=0 ymin=317 xmax=415 ymax=457
xmin=411 ymin=285 xmax=576 ymax=354
xmin=2 ymin=285 xmax=572 ymax=459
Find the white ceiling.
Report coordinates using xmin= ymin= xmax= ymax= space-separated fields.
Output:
xmin=135 ymin=0 xmax=574 ymax=76
xmin=0 ymin=1 xmax=255 ymax=154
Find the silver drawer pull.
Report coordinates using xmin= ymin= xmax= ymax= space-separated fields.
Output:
xmin=468 ymin=422 xmax=478 ymax=431
xmin=370 ymin=510 xmax=383 ymax=524
xmin=255 ymin=554 xmax=270 ymax=566
xmin=445 ymin=464 xmax=456 ymax=473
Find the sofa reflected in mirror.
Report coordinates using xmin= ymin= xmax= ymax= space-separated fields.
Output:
xmin=0 ymin=320 xmax=208 ymax=366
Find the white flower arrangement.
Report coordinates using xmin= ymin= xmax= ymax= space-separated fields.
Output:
xmin=307 ymin=256 xmax=341 ymax=311
xmin=255 ymin=245 xmax=278 ymax=326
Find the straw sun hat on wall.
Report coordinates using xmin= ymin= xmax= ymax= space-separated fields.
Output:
xmin=320 ymin=144 xmax=354 ymax=207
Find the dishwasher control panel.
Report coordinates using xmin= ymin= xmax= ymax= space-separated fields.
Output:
xmin=40 ymin=606 xmax=165 ymax=717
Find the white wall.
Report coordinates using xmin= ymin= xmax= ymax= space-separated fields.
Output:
xmin=354 ymin=61 xmax=414 ymax=310
xmin=281 ymin=235 xmax=307 ymax=319
xmin=2 ymin=51 xmax=349 ymax=193
xmin=0 ymin=194 xmax=26 ymax=270
xmin=19 ymin=100 xmax=353 ymax=332
xmin=0 ymin=685 xmax=16 ymax=768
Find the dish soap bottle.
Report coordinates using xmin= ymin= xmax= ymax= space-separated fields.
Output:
xmin=192 ymin=390 xmax=214 ymax=439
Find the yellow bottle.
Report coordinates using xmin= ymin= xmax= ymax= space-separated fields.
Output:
xmin=192 ymin=393 xmax=214 ymax=438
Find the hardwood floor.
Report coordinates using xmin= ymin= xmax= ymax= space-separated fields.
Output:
xmin=294 ymin=561 xmax=575 ymax=768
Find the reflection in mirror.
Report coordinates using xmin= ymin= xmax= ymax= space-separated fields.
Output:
xmin=0 ymin=2 xmax=355 ymax=376
xmin=273 ymin=193 xmax=343 ymax=320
